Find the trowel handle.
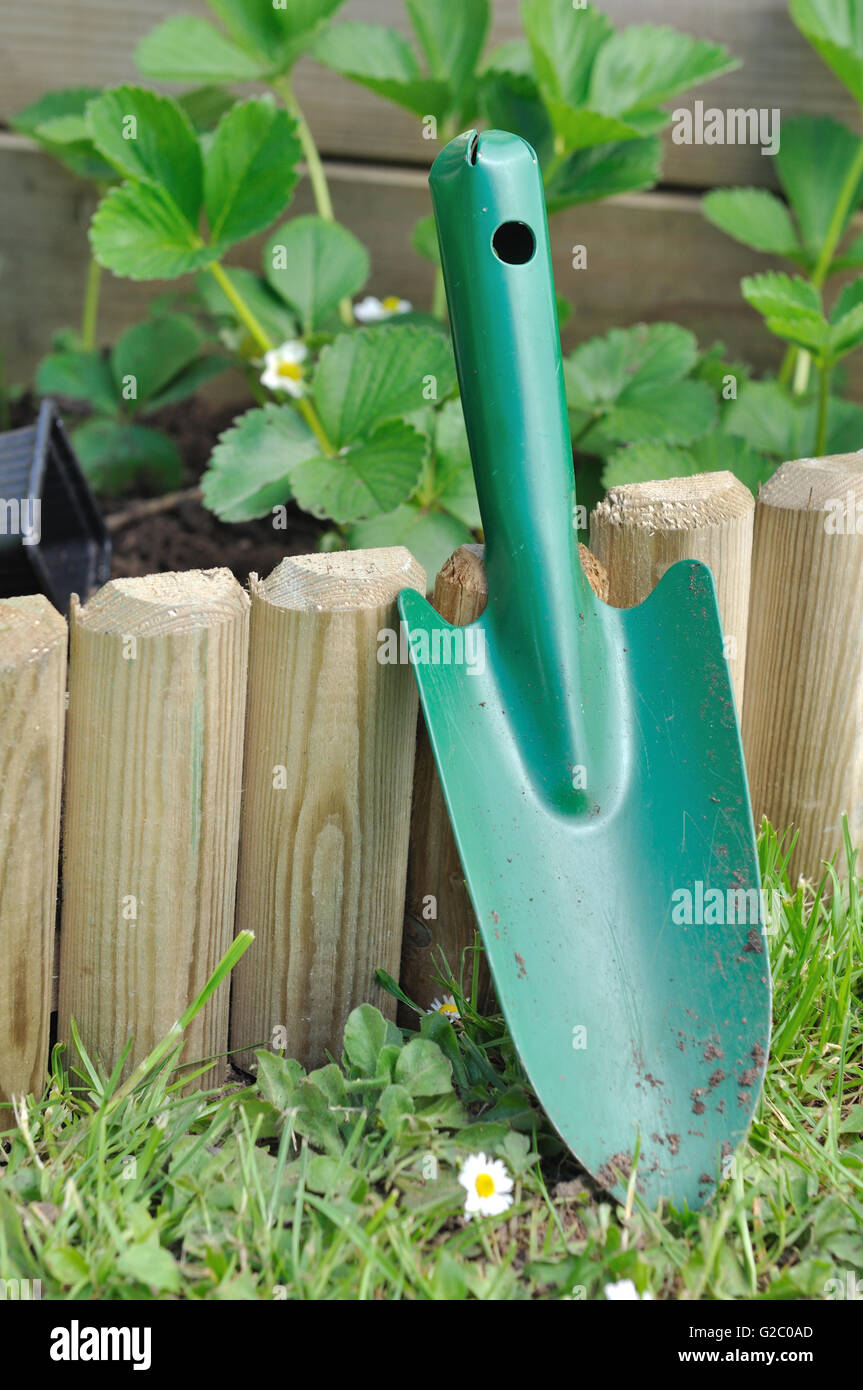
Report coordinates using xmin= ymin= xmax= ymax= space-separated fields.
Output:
xmin=430 ymin=130 xmax=587 ymax=616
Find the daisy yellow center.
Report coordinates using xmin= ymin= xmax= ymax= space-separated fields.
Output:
xmin=438 ymin=1002 xmax=458 ymax=1014
xmin=277 ymin=361 xmax=303 ymax=381
xmin=475 ymin=1173 xmax=495 ymax=1198
xmin=382 ymin=296 xmax=401 ymax=311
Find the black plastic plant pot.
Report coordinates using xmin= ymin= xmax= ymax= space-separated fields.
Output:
xmin=0 ymin=398 xmax=111 ymax=613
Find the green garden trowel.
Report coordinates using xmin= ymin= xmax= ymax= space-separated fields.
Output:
xmin=398 ymin=130 xmax=771 ymax=1209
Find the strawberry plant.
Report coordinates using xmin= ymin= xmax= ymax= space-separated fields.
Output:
xmin=35 ymin=312 xmax=230 ymax=492
xmin=703 ymin=0 xmax=863 ymax=457
xmin=18 ymin=0 xmax=840 ymax=572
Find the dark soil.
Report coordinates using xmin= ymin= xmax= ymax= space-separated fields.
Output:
xmin=13 ymin=393 xmax=326 ymax=585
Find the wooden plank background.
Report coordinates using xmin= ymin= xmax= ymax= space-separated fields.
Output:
xmin=1 ymin=0 xmax=860 ymax=391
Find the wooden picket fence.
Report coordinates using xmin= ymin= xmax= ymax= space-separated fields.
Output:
xmin=1 ymin=459 xmax=861 ymax=1104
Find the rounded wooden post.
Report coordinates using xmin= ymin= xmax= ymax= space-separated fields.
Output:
xmin=230 ymin=547 xmax=425 ymax=1072
xmin=0 ymin=596 xmax=66 ymax=1107
xmin=58 ymin=569 xmax=249 ymax=1084
xmin=743 ymin=454 xmax=863 ymax=879
xmin=590 ymin=471 xmax=754 ymax=711
xmin=401 ymin=542 xmax=608 ymax=1020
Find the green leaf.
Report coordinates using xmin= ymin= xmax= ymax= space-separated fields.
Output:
xmin=311 ymin=22 xmax=450 ymax=117
xmin=11 ymin=87 xmax=117 ymax=181
xmin=264 ymin=216 xmax=369 ymax=333
xmin=394 ymin=1038 xmax=453 ymax=1097
xmin=790 ymin=0 xmax=863 ymax=105
xmin=177 ymin=86 xmax=236 ymax=134
xmin=478 ymin=70 xmax=554 ymax=167
xmin=254 ymin=1050 xmax=305 ymax=1109
xmin=202 ymin=403 xmax=317 ymax=521
xmin=602 ymin=380 xmax=717 ymax=447
xmin=689 ymin=434 xmax=774 ymax=492
xmin=411 ymin=214 xmax=440 ymax=265
xmin=44 ymin=1245 xmax=90 ymax=1286
xmin=702 ymin=188 xmax=802 ymax=259
xmin=196 ymin=267 xmax=298 ymax=344
xmin=89 ymin=181 xmax=214 ymax=280
xmin=741 ymin=272 xmax=828 ymax=355
xmin=342 ymin=1004 xmax=389 ymax=1076
xmin=314 ymin=325 xmax=456 ymax=446
xmin=832 ymin=228 xmax=863 ymax=269
xmin=521 ymin=0 xmax=613 ymax=109
xmin=305 ymin=1155 xmax=367 ymax=1201
xmin=434 ymin=399 xmax=481 ymax=528
xmin=110 ymin=313 xmax=202 ymax=407
xmin=306 ymin=1062 xmax=348 ymax=1108
xmin=379 ymin=1083 xmax=415 ymax=1132
xmin=602 ymin=434 xmax=772 ymax=494
xmin=602 ymin=440 xmax=691 ymax=487
xmin=565 ymin=323 xmax=698 ymax=409
xmin=565 ymin=324 xmax=716 ymax=447
xmin=204 ymin=98 xmax=300 ymax=250
xmin=35 ymin=349 xmax=117 ymax=415
xmin=143 ymin=353 xmax=230 ymax=412
xmin=86 ymin=86 xmax=203 ymax=225
xmin=291 ymin=1080 xmax=345 ymax=1155
xmin=546 ymin=106 xmax=646 ymax=150
xmin=829 ymin=276 xmax=863 ymax=355
xmin=840 ymin=1103 xmax=863 ymax=1134
xmin=12 ymin=86 xmax=103 ymax=136
xmin=691 ymin=341 xmax=751 ymax=404
xmin=724 ymin=381 xmax=804 ymax=457
xmin=35 ymin=114 xmax=89 ymax=144
xmin=589 ymin=26 xmax=738 ymax=116
xmin=136 ymin=16 xmax=266 ymax=83
xmin=724 ymin=379 xmax=863 ymax=458
xmin=72 ymin=419 xmax=183 ymax=494
xmin=482 ymin=38 xmax=532 ymax=76
xmin=545 ymin=137 xmax=661 ymax=211
xmin=290 ymin=420 xmax=427 ymax=523
xmin=347 ymin=502 xmax=471 ymax=580
xmin=116 ymin=1233 xmax=180 ymax=1294
xmin=406 ymin=0 xmax=490 ymax=95
xmin=211 ymin=0 xmax=348 ymax=69
xmin=776 ymin=115 xmax=863 ymax=265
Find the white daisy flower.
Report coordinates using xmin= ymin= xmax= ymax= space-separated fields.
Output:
xmin=604 ymin=1279 xmax=653 ymax=1300
xmin=354 ymin=294 xmax=413 ymax=323
xmin=426 ymin=993 xmax=461 ymax=1020
xmin=458 ymin=1152 xmax=514 ymax=1220
xmin=260 ymin=340 xmax=308 ymax=397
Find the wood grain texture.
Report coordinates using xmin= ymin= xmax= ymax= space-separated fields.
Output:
xmin=230 ymin=547 xmax=425 ymax=1072
xmin=0 ymin=596 xmax=66 ymax=1105
xmin=401 ymin=541 xmax=608 ymax=1021
xmin=0 ymin=0 xmax=847 ymax=188
xmin=742 ymin=455 xmax=863 ymax=880
xmin=57 ymin=568 xmax=249 ymax=1084
xmin=3 ymin=136 xmax=824 ymax=393
xmin=590 ymin=470 xmax=754 ymax=711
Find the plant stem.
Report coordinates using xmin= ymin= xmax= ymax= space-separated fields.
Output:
xmin=208 ymin=261 xmax=336 ymax=455
xmin=816 ymin=361 xmax=832 ymax=455
xmin=209 ymin=261 xmax=274 ymax=355
xmin=812 ymin=140 xmax=863 ymax=291
xmin=297 ymin=395 xmax=335 ymax=455
xmin=779 ymin=139 xmax=863 ymax=394
xmin=275 ymin=75 xmax=353 ymax=327
xmin=777 ymin=344 xmax=797 ymax=389
xmin=81 ymin=256 xmax=101 ymax=351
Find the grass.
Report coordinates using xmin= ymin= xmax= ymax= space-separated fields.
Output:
xmin=0 ymin=818 xmax=861 ymax=1301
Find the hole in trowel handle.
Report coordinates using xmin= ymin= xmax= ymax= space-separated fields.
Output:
xmin=492 ymin=220 xmax=536 ymax=265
